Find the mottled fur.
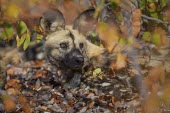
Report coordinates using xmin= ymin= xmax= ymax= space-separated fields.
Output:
xmin=40 ymin=9 xmax=112 ymax=88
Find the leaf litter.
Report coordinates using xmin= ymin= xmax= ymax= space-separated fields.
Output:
xmin=0 ymin=59 xmax=146 ymax=113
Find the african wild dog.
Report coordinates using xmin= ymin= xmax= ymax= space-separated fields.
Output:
xmin=40 ymin=9 xmax=115 ymax=88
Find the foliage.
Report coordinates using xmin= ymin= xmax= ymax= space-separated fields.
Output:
xmin=0 ymin=0 xmax=170 ymax=112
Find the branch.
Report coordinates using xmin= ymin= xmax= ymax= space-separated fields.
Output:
xmin=142 ymin=14 xmax=170 ymax=25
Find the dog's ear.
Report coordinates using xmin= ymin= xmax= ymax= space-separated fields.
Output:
xmin=73 ymin=8 xmax=117 ymax=37
xmin=40 ymin=9 xmax=65 ymax=34
xmin=73 ymin=8 xmax=97 ymax=37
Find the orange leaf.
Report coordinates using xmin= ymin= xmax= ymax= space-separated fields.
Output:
xmin=88 ymin=101 xmax=94 ymax=108
xmin=3 ymin=96 xmax=16 ymax=112
xmin=18 ymin=96 xmax=27 ymax=105
xmin=116 ymin=53 xmax=127 ymax=69
xmin=22 ymin=103 xmax=31 ymax=113
xmin=7 ymin=68 xmax=14 ymax=75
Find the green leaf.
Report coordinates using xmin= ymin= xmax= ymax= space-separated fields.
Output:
xmin=90 ymin=32 xmax=98 ymax=44
xmin=23 ymin=34 xmax=30 ymax=50
xmin=1 ymin=94 xmax=8 ymax=100
xmin=142 ymin=32 xmax=152 ymax=42
xmin=139 ymin=0 xmax=146 ymax=10
xmin=119 ymin=37 xmax=126 ymax=46
xmin=147 ymin=0 xmax=156 ymax=2
xmin=16 ymin=21 xmax=28 ymax=37
xmin=116 ymin=12 xmax=123 ymax=21
xmin=160 ymin=0 xmax=166 ymax=8
xmin=110 ymin=1 xmax=118 ymax=10
xmin=150 ymin=12 xmax=158 ymax=18
xmin=93 ymin=68 xmax=102 ymax=76
xmin=36 ymin=34 xmax=43 ymax=43
xmin=152 ymin=33 xmax=161 ymax=46
xmin=16 ymin=35 xmax=25 ymax=47
xmin=1 ymin=22 xmax=14 ymax=40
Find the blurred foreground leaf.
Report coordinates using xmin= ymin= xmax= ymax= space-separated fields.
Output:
xmin=16 ymin=35 xmax=25 ymax=47
xmin=23 ymin=34 xmax=30 ymax=50
xmin=5 ymin=2 xmax=20 ymax=18
xmin=16 ymin=21 xmax=30 ymax=50
xmin=1 ymin=22 xmax=14 ymax=40
xmin=17 ymin=21 xmax=28 ymax=37
xmin=142 ymin=32 xmax=152 ymax=42
xmin=1 ymin=95 xmax=16 ymax=112
xmin=36 ymin=34 xmax=43 ymax=43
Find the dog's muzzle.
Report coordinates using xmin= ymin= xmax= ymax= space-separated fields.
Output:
xmin=65 ymin=49 xmax=84 ymax=70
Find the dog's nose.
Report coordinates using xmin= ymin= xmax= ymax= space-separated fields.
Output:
xmin=75 ymin=56 xmax=84 ymax=64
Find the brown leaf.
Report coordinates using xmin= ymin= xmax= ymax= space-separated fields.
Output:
xmin=3 ymin=96 xmax=16 ymax=112
xmin=7 ymin=68 xmax=14 ymax=75
xmin=116 ymin=53 xmax=127 ymax=69
xmin=132 ymin=9 xmax=141 ymax=37
xmin=88 ymin=101 xmax=94 ymax=108
xmin=111 ymin=96 xmax=115 ymax=104
xmin=22 ymin=103 xmax=31 ymax=113
xmin=18 ymin=96 xmax=31 ymax=113
xmin=162 ymin=84 xmax=170 ymax=103
xmin=18 ymin=96 xmax=27 ymax=105
xmin=67 ymin=99 xmax=75 ymax=106
xmin=6 ymin=79 xmax=19 ymax=87
xmin=143 ymin=94 xmax=160 ymax=113
xmin=148 ymin=66 xmax=165 ymax=83
xmin=6 ymin=88 xmax=20 ymax=96
xmin=132 ymin=9 xmax=142 ymax=21
xmin=96 ymin=22 xmax=121 ymax=52
xmin=132 ymin=26 xmax=141 ymax=37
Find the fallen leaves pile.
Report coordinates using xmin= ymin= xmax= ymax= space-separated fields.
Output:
xmin=0 ymin=60 xmax=143 ymax=113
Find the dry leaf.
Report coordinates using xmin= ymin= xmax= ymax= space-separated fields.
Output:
xmin=67 ymin=99 xmax=75 ymax=106
xmin=148 ymin=66 xmax=165 ymax=83
xmin=96 ymin=22 xmax=121 ymax=52
xmin=88 ymin=101 xmax=94 ymax=108
xmin=18 ymin=96 xmax=27 ymax=105
xmin=22 ymin=103 xmax=31 ymax=113
xmin=7 ymin=68 xmax=15 ymax=75
xmin=143 ymin=94 xmax=160 ymax=113
xmin=116 ymin=53 xmax=127 ymax=69
xmin=6 ymin=88 xmax=20 ymax=96
xmin=6 ymin=79 xmax=19 ymax=87
xmin=3 ymin=96 xmax=16 ymax=112
xmin=111 ymin=96 xmax=115 ymax=104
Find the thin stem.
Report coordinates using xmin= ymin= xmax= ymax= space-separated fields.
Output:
xmin=142 ymin=14 xmax=170 ymax=25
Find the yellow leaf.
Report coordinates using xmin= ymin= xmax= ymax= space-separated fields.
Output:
xmin=5 ymin=2 xmax=20 ymax=18
xmin=16 ymin=35 xmax=25 ymax=47
xmin=97 ymin=22 xmax=120 ymax=52
xmin=93 ymin=68 xmax=102 ymax=78
xmin=116 ymin=53 xmax=126 ymax=69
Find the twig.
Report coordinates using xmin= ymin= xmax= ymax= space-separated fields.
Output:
xmin=142 ymin=14 xmax=170 ymax=25
xmin=16 ymin=104 xmax=24 ymax=112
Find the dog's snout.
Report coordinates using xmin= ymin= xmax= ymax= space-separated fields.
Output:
xmin=74 ymin=55 xmax=84 ymax=64
xmin=65 ymin=49 xmax=85 ymax=69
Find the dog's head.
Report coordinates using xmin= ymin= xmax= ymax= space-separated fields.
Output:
xmin=40 ymin=9 xmax=96 ymax=70
xmin=40 ymin=8 xmax=115 ymax=70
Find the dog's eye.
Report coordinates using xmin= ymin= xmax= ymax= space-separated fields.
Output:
xmin=60 ymin=42 xmax=68 ymax=48
xmin=79 ymin=42 xmax=84 ymax=48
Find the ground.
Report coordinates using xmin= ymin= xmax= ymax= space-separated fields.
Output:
xmin=0 ymin=60 xmax=144 ymax=113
